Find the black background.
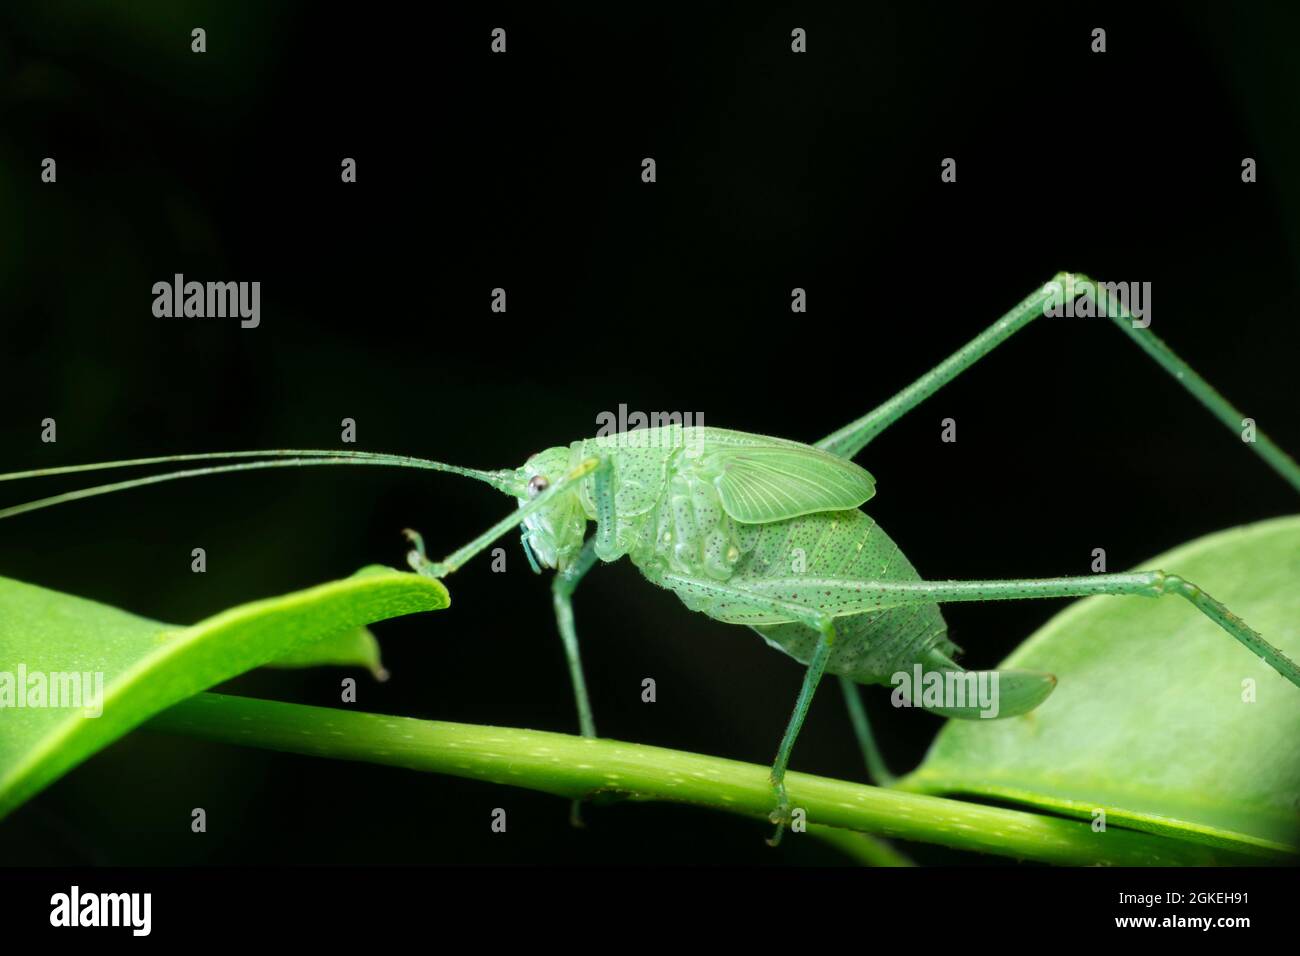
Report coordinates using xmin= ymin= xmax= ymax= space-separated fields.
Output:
xmin=1 ymin=2 xmax=1298 ymax=864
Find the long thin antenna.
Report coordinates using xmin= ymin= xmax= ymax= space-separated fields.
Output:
xmin=0 ymin=452 xmax=523 ymax=522
xmin=0 ymin=449 xmax=513 ymax=487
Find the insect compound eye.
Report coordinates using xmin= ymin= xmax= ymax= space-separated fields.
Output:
xmin=527 ymin=475 xmax=550 ymax=498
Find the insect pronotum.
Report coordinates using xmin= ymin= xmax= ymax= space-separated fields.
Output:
xmin=5 ymin=273 xmax=1299 ymax=844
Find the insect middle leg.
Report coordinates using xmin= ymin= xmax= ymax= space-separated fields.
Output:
xmin=403 ymin=457 xmax=602 ymax=578
xmin=767 ymin=617 xmax=836 ymax=846
xmin=659 ymin=572 xmax=840 ymax=844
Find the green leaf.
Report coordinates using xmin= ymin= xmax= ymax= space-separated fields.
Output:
xmin=0 ymin=566 xmax=448 ymax=820
xmin=265 ymin=626 xmax=387 ymax=680
xmin=900 ymin=515 xmax=1300 ymax=857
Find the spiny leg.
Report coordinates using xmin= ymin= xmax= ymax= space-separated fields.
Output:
xmin=408 ymin=460 xmax=616 ymax=826
xmin=657 ymin=572 xmax=841 ymax=844
xmin=553 ymin=538 xmax=602 ymax=827
xmin=815 ymin=275 xmax=1300 ymax=777
xmin=397 ymin=455 xmax=612 ymax=703
xmin=403 ymin=528 xmax=432 ymax=571
xmin=725 ymin=570 xmax=1300 ymax=690
xmin=407 ymin=527 xmax=603 ymax=826
xmin=554 ymin=538 xmax=600 ymax=739
xmin=838 ymin=676 xmax=895 ymax=786
xmin=551 ymin=457 xmax=620 ymax=739
xmin=893 ymin=572 xmax=1300 ymax=688
xmin=815 ymin=272 xmax=1300 ymax=493
xmin=768 ymin=617 xmax=836 ymax=847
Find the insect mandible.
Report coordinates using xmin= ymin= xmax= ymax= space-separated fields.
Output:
xmin=5 ymin=273 xmax=1300 ymax=844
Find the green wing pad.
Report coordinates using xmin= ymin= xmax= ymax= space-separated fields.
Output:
xmin=709 ymin=445 xmax=876 ymax=523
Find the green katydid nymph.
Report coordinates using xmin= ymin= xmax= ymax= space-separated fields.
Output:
xmin=4 ymin=273 xmax=1299 ymax=845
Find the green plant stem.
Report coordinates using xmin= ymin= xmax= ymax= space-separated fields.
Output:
xmin=147 ymin=693 xmax=1275 ymax=865
xmin=808 ymin=825 xmax=915 ymax=866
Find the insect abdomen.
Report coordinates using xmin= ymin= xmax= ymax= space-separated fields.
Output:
xmin=748 ymin=512 xmax=953 ymax=685
xmin=660 ymin=508 xmax=954 ymax=686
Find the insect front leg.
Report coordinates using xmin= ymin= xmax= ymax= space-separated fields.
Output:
xmin=552 ymin=538 xmax=600 ymax=740
xmin=404 ymin=457 xmax=601 ymax=578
